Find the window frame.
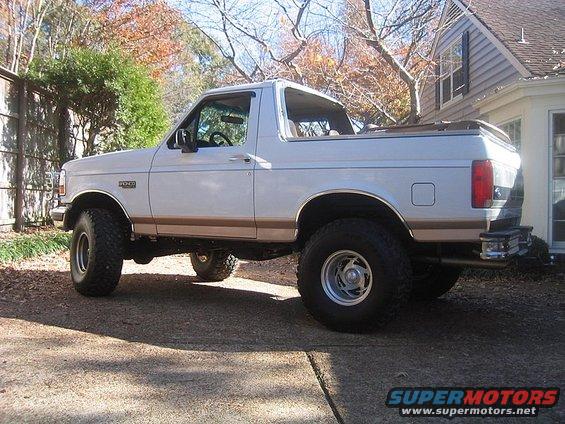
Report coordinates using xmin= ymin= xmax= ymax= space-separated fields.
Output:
xmin=549 ymin=109 xmax=565 ymax=251
xmin=439 ymin=37 xmax=464 ymax=108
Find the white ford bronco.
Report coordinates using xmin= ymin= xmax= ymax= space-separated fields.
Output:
xmin=51 ymin=79 xmax=531 ymax=332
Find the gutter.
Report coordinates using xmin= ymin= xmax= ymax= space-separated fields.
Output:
xmin=474 ymin=75 xmax=565 ymax=112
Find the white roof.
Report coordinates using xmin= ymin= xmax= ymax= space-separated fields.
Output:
xmin=204 ymin=78 xmax=342 ymax=105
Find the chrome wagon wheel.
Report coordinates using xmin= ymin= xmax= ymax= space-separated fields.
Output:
xmin=320 ymin=250 xmax=373 ymax=306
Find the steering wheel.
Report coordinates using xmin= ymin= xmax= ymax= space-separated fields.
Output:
xmin=210 ymin=131 xmax=232 ymax=146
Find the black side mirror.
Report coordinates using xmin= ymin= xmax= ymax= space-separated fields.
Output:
xmin=175 ymin=129 xmax=198 ymax=153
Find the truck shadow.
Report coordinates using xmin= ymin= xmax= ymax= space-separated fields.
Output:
xmin=0 ymin=264 xmax=560 ymax=352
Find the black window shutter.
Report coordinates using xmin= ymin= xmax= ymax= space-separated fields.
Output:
xmin=462 ymin=31 xmax=470 ymax=95
xmin=434 ymin=62 xmax=441 ymax=110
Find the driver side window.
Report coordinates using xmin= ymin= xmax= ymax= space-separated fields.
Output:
xmin=196 ymin=94 xmax=251 ymax=148
xmin=168 ymin=93 xmax=252 ymax=150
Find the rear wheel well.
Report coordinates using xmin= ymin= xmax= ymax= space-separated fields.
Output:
xmin=66 ymin=192 xmax=132 ymax=239
xmin=296 ymin=193 xmax=412 ymax=248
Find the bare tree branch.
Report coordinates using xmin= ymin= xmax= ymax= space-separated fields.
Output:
xmin=185 ymin=0 xmax=313 ymax=82
xmin=190 ymin=17 xmax=253 ymax=82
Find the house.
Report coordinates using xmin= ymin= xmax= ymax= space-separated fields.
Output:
xmin=420 ymin=0 xmax=565 ymax=254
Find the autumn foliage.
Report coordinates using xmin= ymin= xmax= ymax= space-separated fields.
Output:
xmin=86 ymin=0 xmax=185 ymax=78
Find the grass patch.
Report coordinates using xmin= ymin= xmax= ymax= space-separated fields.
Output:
xmin=0 ymin=231 xmax=71 ymax=263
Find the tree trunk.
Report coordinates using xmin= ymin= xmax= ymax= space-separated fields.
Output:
xmin=84 ymin=131 xmax=97 ymax=157
xmin=366 ymin=39 xmax=421 ymax=124
xmin=363 ymin=0 xmax=422 ymax=125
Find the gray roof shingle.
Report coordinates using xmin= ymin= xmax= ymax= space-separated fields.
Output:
xmin=459 ymin=0 xmax=565 ymax=76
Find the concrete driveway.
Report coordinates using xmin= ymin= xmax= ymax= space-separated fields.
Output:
xmin=0 ymin=253 xmax=563 ymax=423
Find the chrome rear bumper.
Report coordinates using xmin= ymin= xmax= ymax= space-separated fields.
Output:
xmin=480 ymin=226 xmax=532 ymax=260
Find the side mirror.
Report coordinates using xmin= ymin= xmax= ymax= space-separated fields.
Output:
xmin=174 ymin=129 xmax=198 ymax=153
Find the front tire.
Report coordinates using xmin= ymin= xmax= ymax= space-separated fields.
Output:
xmin=298 ymin=219 xmax=412 ymax=332
xmin=190 ymin=250 xmax=238 ymax=281
xmin=70 ymin=209 xmax=124 ymax=296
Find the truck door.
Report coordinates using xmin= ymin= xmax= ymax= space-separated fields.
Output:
xmin=149 ymin=90 xmax=260 ymax=238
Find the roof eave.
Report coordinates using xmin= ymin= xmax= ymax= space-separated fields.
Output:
xmin=474 ymin=75 xmax=565 ymax=112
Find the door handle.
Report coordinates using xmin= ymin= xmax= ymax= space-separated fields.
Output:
xmin=229 ymin=154 xmax=251 ymax=163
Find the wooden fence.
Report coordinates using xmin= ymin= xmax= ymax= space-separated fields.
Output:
xmin=0 ymin=67 xmax=80 ymax=231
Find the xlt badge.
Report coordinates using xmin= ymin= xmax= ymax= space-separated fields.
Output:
xmin=119 ymin=181 xmax=136 ymax=189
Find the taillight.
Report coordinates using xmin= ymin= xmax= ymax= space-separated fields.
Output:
xmin=472 ymin=160 xmax=493 ymax=208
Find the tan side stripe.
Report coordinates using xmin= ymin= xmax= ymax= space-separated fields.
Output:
xmin=131 ymin=216 xmax=296 ymax=229
xmin=157 ymin=217 xmax=255 ymax=227
xmin=133 ymin=216 xmax=483 ymax=232
xmin=408 ymin=220 xmax=486 ymax=230
xmin=130 ymin=216 xmax=155 ymax=224
xmin=255 ymin=218 xmax=296 ymax=229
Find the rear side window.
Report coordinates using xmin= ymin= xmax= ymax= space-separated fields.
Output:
xmin=284 ymin=87 xmax=354 ymax=139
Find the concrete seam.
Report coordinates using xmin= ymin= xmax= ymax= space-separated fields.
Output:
xmin=305 ymin=350 xmax=345 ymax=424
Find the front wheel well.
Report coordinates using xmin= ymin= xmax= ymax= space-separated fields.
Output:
xmin=296 ymin=193 xmax=412 ymax=248
xmin=65 ymin=192 xmax=132 ymax=238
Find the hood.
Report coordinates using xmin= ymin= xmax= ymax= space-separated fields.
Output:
xmin=63 ymin=147 xmax=157 ymax=175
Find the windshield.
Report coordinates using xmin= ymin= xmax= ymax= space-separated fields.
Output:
xmin=284 ymin=87 xmax=354 ymax=139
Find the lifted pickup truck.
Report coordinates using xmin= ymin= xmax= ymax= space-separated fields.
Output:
xmin=51 ymin=79 xmax=531 ymax=332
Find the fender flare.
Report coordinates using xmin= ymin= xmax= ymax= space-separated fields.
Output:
xmin=67 ymin=189 xmax=133 ymax=231
xmin=295 ymin=189 xmax=414 ymax=238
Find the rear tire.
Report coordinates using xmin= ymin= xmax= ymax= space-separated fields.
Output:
xmin=411 ymin=265 xmax=462 ymax=300
xmin=70 ymin=209 xmax=124 ymax=296
xmin=297 ymin=219 xmax=412 ymax=332
xmin=190 ymin=250 xmax=238 ymax=281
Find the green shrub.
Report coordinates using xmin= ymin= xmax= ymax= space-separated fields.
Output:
xmin=0 ymin=232 xmax=71 ymax=263
xmin=27 ymin=47 xmax=168 ymax=156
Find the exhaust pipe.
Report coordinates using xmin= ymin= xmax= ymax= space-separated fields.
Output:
xmin=412 ymin=255 xmax=509 ymax=269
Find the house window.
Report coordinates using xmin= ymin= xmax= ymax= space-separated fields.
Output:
xmin=552 ymin=112 xmax=565 ymax=245
xmin=500 ymin=118 xmax=522 ymax=150
xmin=440 ymin=39 xmax=464 ymax=106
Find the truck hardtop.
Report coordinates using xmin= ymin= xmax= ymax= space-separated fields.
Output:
xmin=51 ymin=79 xmax=531 ymax=332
